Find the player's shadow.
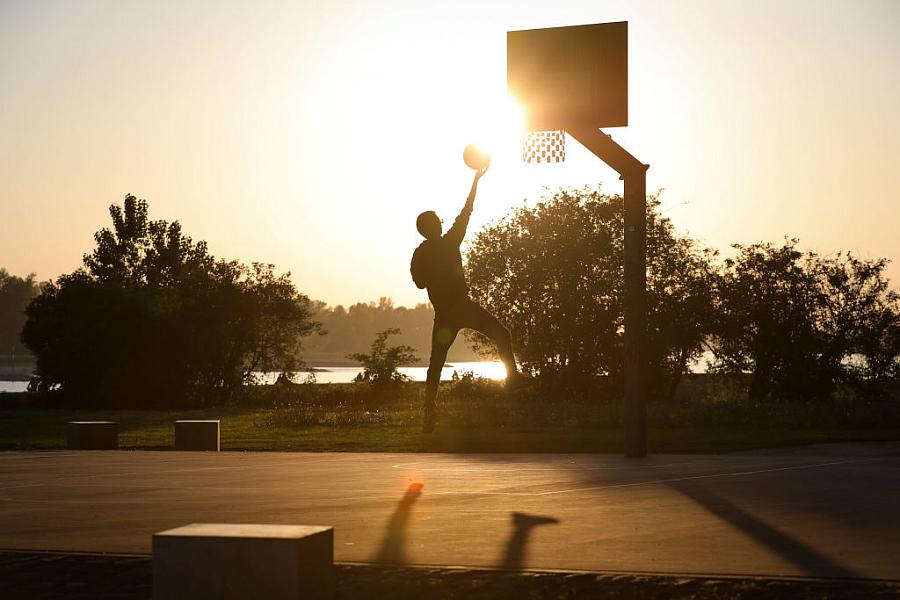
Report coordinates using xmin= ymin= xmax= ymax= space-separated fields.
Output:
xmin=373 ymin=483 xmax=423 ymax=565
xmin=500 ymin=512 xmax=560 ymax=570
xmin=669 ymin=481 xmax=861 ymax=579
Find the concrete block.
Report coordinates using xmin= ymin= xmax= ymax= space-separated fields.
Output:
xmin=174 ymin=420 xmax=219 ymax=451
xmin=66 ymin=421 xmax=118 ymax=450
xmin=153 ymin=523 xmax=334 ymax=600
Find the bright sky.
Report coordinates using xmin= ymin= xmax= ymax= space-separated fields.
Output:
xmin=2 ymin=0 xmax=899 ymax=307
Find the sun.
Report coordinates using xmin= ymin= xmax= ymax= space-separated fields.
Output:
xmin=464 ymin=94 xmax=528 ymax=168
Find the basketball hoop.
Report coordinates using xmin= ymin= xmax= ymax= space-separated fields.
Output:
xmin=523 ymin=130 xmax=565 ymax=164
xmin=508 ymin=21 xmax=649 ymax=457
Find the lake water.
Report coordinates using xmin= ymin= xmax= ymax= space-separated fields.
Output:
xmin=1 ymin=353 xmax=870 ymax=393
xmin=261 ymin=361 xmax=508 ymax=384
xmin=0 ymin=354 xmax=725 ymax=392
xmin=0 ymin=361 xmax=509 ymax=393
xmin=0 ymin=381 xmax=28 ymax=393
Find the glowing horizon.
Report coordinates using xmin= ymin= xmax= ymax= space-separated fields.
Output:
xmin=2 ymin=0 xmax=899 ymax=307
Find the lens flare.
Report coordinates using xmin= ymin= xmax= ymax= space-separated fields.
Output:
xmin=403 ymin=470 xmax=425 ymax=492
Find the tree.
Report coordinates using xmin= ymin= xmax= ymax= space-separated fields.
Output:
xmin=199 ymin=261 xmax=323 ymax=391
xmin=855 ymin=307 xmax=900 ymax=383
xmin=646 ymin=230 xmax=719 ymax=402
xmin=817 ymin=252 xmax=900 ymax=386
xmin=710 ymin=240 xmax=900 ymax=400
xmin=0 ymin=269 xmax=40 ymax=357
xmin=464 ymin=186 xmax=717 ymax=400
xmin=22 ymin=194 xmax=320 ymax=407
xmin=347 ymin=328 xmax=418 ymax=385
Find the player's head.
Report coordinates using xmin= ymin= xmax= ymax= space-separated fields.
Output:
xmin=416 ymin=211 xmax=442 ymax=239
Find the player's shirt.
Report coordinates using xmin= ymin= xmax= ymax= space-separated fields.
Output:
xmin=410 ymin=206 xmax=472 ymax=311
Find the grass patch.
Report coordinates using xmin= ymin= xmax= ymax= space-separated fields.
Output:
xmin=1 ymin=377 xmax=899 ymax=454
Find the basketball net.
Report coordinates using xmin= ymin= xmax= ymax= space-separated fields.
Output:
xmin=523 ymin=130 xmax=565 ymax=164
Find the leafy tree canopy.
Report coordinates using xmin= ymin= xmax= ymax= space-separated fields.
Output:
xmin=22 ymin=195 xmax=320 ymax=407
xmin=465 ymin=187 xmax=900 ymax=402
xmin=465 ymin=186 xmax=717 ymax=400
xmin=711 ymin=240 xmax=900 ymax=400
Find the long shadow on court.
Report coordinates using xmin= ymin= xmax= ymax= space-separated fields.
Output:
xmin=431 ymin=452 xmax=883 ymax=577
xmin=668 ymin=480 xmax=862 ymax=579
xmin=373 ymin=483 xmax=423 ymax=564
xmin=500 ymin=512 xmax=560 ymax=570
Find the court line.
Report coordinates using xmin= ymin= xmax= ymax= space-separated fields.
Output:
xmin=0 ymin=457 xmax=889 ymax=505
xmin=0 ymin=454 xmax=369 ymax=489
xmin=0 ymin=455 xmax=802 ymax=492
xmin=425 ymin=457 xmax=885 ymax=497
xmin=389 ymin=459 xmax=713 ymax=473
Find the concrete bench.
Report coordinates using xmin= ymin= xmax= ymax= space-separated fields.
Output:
xmin=66 ymin=421 xmax=118 ymax=450
xmin=174 ymin=419 xmax=219 ymax=451
xmin=153 ymin=523 xmax=334 ymax=600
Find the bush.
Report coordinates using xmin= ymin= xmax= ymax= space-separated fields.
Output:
xmin=347 ymin=328 xmax=418 ymax=386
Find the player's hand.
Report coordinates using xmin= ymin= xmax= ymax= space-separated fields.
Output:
xmin=474 ymin=165 xmax=489 ymax=180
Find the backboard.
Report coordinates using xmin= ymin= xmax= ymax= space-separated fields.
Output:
xmin=508 ymin=21 xmax=628 ymax=131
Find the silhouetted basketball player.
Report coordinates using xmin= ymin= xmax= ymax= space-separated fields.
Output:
xmin=411 ymin=167 xmax=525 ymax=432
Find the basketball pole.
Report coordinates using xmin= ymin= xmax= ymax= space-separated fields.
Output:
xmin=622 ymin=166 xmax=648 ymax=458
xmin=567 ymin=128 xmax=649 ymax=458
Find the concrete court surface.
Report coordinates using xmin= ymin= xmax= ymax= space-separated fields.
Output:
xmin=0 ymin=442 xmax=898 ymax=581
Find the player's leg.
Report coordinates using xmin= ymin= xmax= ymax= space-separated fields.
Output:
xmin=423 ymin=314 xmax=458 ymax=432
xmin=459 ymin=300 xmax=520 ymax=381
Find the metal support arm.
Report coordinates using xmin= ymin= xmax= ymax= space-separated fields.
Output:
xmin=567 ymin=127 xmax=649 ymax=458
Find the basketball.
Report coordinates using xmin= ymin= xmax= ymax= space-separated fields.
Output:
xmin=463 ymin=144 xmax=491 ymax=170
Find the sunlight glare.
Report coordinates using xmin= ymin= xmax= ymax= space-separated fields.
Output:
xmin=465 ymin=94 xmax=528 ymax=168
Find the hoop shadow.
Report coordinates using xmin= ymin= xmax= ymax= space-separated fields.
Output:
xmin=501 ymin=512 xmax=560 ymax=570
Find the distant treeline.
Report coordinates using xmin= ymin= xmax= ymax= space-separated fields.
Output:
xmin=0 ymin=269 xmax=40 ymax=359
xmin=0 ymin=273 xmax=474 ymax=367
xmin=305 ymin=298 xmax=478 ymax=364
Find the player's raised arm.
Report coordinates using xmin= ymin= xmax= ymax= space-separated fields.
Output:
xmin=464 ymin=167 xmax=487 ymax=212
xmin=446 ymin=167 xmax=488 ymax=244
